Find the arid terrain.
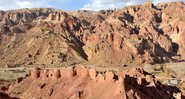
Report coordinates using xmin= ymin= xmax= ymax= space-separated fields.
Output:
xmin=0 ymin=1 xmax=185 ymax=99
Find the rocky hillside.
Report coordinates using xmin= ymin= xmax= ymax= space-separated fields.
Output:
xmin=0 ymin=2 xmax=185 ymax=67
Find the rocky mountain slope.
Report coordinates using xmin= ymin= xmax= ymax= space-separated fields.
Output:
xmin=0 ymin=2 xmax=185 ymax=67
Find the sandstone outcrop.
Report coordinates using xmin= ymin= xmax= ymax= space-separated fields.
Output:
xmin=0 ymin=66 xmax=181 ymax=99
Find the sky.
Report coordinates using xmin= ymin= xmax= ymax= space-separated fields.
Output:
xmin=0 ymin=0 xmax=184 ymax=11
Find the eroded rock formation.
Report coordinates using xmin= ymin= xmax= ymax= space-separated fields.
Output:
xmin=0 ymin=66 xmax=181 ymax=99
xmin=0 ymin=2 xmax=185 ymax=67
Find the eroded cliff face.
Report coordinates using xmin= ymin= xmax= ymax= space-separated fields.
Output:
xmin=0 ymin=8 xmax=88 ymax=67
xmin=0 ymin=66 xmax=181 ymax=99
xmin=82 ymin=2 xmax=185 ymax=66
xmin=0 ymin=2 xmax=185 ymax=67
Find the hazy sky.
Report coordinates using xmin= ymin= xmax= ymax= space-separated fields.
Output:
xmin=0 ymin=0 xmax=184 ymax=11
